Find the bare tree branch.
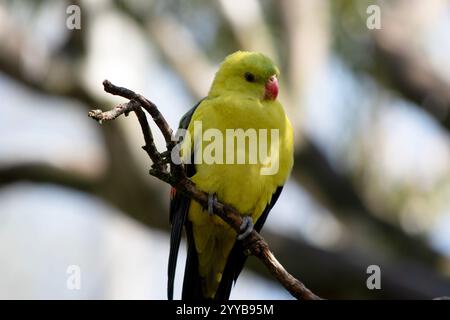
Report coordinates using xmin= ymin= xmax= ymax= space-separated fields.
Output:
xmin=89 ymin=80 xmax=322 ymax=300
xmin=0 ymin=163 xmax=94 ymax=192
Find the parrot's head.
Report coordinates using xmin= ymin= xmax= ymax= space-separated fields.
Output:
xmin=209 ymin=51 xmax=280 ymax=101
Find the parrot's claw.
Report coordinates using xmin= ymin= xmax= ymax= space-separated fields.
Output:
xmin=237 ymin=216 xmax=254 ymax=240
xmin=208 ymin=193 xmax=217 ymax=216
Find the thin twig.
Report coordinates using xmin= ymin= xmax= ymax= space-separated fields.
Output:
xmin=88 ymin=101 xmax=136 ymax=123
xmin=88 ymin=80 xmax=322 ymax=300
xmin=102 ymin=80 xmax=175 ymax=148
xmin=89 ymin=99 xmax=165 ymax=172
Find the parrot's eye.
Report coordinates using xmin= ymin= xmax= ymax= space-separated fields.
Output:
xmin=244 ymin=72 xmax=255 ymax=83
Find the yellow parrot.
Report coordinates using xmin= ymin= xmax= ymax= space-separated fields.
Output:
xmin=168 ymin=51 xmax=294 ymax=300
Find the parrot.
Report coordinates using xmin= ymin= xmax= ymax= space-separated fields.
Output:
xmin=168 ymin=51 xmax=294 ymax=300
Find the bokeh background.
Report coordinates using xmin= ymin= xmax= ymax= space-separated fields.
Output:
xmin=1 ymin=0 xmax=450 ymax=299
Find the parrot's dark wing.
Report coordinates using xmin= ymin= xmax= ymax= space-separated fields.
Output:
xmin=167 ymin=100 xmax=202 ymax=300
xmin=214 ymin=186 xmax=284 ymax=300
xmin=181 ymin=219 xmax=204 ymax=300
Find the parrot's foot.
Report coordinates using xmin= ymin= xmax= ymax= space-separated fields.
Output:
xmin=208 ymin=193 xmax=217 ymax=216
xmin=237 ymin=216 xmax=254 ymax=240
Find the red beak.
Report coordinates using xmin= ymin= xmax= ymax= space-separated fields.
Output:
xmin=264 ymin=75 xmax=278 ymax=100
